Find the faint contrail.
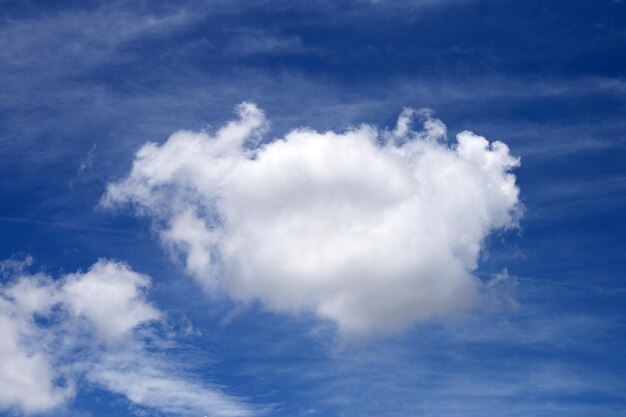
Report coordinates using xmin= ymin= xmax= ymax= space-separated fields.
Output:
xmin=478 ymin=271 xmax=626 ymax=293
xmin=0 ymin=216 xmax=135 ymax=235
xmin=513 ymin=276 xmax=626 ymax=293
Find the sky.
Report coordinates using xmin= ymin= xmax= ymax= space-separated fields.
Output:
xmin=0 ymin=0 xmax=625 ymax=416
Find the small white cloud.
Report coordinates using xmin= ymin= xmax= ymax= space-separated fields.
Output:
xmin=0 ymin=258 xmax=253 ymax=416
xmin=104 ymin=102 xmax=521 ymax=336
xmin=62 ymin=260 xmax=161 ymax=342
xmin=0 ymin=254 xmax=34 ymax=276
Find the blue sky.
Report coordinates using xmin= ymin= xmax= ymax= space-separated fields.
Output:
xmin=0 ymin=0 xmax=625 ymax=416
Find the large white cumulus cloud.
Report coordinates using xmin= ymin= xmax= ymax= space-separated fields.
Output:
xmin=104 ymin=103 xmax=521 ymax=335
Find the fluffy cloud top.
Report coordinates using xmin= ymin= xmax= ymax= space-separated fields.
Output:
xmin=103 ymin=103 xmax=521 ymax=335
xmin=63 ymin=261 xmax=161 ymax=341
xmin=0 ymin=259 xmax=252 ymax=416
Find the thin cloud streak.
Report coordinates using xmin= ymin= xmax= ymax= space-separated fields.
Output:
xmin=0 ymin=216 xmax=135 ymax=235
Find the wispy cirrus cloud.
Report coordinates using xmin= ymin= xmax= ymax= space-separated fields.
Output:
xmin=0 ymin=3 xmax=194 ymax=75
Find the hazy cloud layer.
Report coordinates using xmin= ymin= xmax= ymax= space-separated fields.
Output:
xmin=0 ymin=258 xmax=252 ymax=416
xmin=104 ymin=103 xmax=521 ymax=335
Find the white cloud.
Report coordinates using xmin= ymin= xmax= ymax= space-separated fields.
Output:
xmin=103 ymin=102 xmax=521 ymax=336
xmin=0 ymin=258 xmax=253 ymax=416
xmin=62 ymin=260 xmax=161 ymax=342
xmin=0 ymin=271 xmax=71 ymax=414
xmin=89 ymin=350 xmax=254 ymax=417
xmin=0 ymin=309 xmax=72 ymax=413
